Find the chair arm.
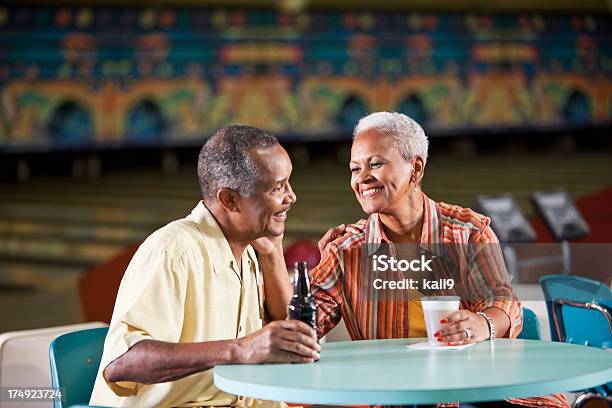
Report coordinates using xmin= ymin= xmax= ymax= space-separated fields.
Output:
xmin=551 ymin=299 xmax=612 ymax=343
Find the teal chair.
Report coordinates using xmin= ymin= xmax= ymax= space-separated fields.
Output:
xmin=517 ymin=307 xmax=541 ymax=340
xmin=539 ymin=274 xmax=612 ymax=344
xmin=539 ymin=274 xmax=612 ymax=398
xmin=49 ymin=327 xmax=109 ymax=408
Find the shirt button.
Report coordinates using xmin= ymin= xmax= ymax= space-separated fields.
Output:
xmin=537 ymin=402 xmax=543 ymax=406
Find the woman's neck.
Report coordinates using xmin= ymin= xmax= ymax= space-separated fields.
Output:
xmin=379 ymin=193 xmax=424 ymax=243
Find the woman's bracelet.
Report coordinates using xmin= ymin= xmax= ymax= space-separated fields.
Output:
xmin=477 ymin=311 xmax=496 ymax=340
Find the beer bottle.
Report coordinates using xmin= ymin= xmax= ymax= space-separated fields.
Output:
xmin=287 ymin=261 xmax=318 ymax=333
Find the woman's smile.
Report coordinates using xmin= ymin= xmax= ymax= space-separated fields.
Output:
xmin=361 ymin=186 xmax=385 ymax=198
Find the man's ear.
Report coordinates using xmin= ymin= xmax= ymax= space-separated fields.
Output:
xmin=412 ymin=156 xmax=425 ymax=185
xmin=217 ymin=187 xmax=241 ymax=213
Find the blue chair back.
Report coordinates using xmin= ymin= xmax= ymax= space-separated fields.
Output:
xmin=518 ymin=307 xmax=541 ymax=340
xmin=49 ymin=327 xmax=109 ymax=408
xmin=539 ymin=274 xmax=612 ymax=346
xmin=539 ymin=274 xmax=612 ymax=396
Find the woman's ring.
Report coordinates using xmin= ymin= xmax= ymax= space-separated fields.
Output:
xmin=463 ymin=328 xmax=471 ymax=339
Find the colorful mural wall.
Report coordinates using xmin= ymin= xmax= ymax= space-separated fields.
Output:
xmin=0 ymin=7 xmax=610 ymax=150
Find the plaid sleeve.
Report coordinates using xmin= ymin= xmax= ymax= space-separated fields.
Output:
xmin=466 ymin=221 xmax=523 ymax=339
xmin=311 ymin=242 xmax=345 ymax=339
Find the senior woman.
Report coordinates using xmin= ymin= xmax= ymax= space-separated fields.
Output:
xmin=311 ymin=112 xmax=569 ymax=408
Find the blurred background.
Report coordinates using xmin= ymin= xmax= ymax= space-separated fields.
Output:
xmin=0 ymin=0 xmax=611 ymax=333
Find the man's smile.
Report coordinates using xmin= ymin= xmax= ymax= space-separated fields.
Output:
xmin=272 ymin=208 xmax=289 ymax=221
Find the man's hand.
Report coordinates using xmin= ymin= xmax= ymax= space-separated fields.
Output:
xmin=236 ymin=320 xmax=320 ymax=364
xmin=252 ymin=234 xmax=284 ymax=256
xmin=102 ymin=321 xmax=320 ymax=386
xmin=253 ymin=234 xmax=292 ymax=321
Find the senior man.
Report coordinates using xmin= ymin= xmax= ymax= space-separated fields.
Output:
xmin=90 ymin=125 xmax=319 ymax=408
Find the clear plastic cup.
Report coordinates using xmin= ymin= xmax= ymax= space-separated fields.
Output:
xmin=421 ymin=296 xmax=461 ymax=346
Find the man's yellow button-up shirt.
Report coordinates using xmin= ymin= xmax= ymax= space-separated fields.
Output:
xmin=90 ymin=202 xmax=279 ymax=408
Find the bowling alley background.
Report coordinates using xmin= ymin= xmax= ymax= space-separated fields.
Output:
xmin=0 ymin=5 xmax=610 ymax=144
xmin=0 ymin=1 xmax=611 ymax=332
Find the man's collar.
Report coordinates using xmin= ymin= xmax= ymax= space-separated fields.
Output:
xmin=189 ymin=201 xmax=253 ymax=275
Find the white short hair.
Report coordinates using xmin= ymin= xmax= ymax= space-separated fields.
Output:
xmin=353 ymin=112 xmax=428 ymax=164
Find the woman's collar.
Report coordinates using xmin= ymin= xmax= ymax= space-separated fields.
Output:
xmin=364 ymin=193 xmax=444 ymax=258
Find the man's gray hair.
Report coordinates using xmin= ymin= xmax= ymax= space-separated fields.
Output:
xmin=198 ymin=125 xmax=278 ymax=200
xmin=354 ymin=112 xmax=428 ymax=164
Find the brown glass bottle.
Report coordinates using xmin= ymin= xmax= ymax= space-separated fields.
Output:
xmin=287 ymin=261 xmax=318 ymax=332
